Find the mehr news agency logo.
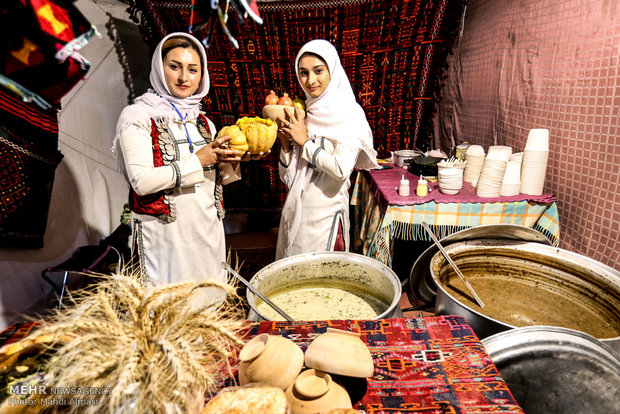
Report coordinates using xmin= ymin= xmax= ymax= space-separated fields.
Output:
xmin=6 ymin=385 xmax=112 ymax=407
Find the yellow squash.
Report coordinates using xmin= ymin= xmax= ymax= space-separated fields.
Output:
xmin=218 ymin=125 xmax=249 ymax=154
xmin=236 ymin=116 xmax=278 ymax=154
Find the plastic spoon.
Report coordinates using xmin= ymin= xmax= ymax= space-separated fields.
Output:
xmin=221 ymin=262 xmax=294 ymax=321
xmin=421 ymin=222 xmax=486 ymax=308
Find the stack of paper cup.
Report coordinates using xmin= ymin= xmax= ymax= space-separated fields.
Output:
xmin=520 ymin=129 xmax=549 ymax=195
xmin=488 ymin=145 xmax=513 ymax=160
xmin=500 ymin=159 xmax=522 ymax=196
xmin=510 ymin=152 xmax=523 ymax=163
xmin=476 ymin=147 xmax=510 ymax=198
xmin=463 ymin=145 xmax=485 ymax=186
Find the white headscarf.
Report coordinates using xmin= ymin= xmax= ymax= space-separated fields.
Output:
xmin=112 ymin=32 xmax=210 ymax=169
xmin=279 ymin=40 xmax=379 ymax=255
xmin=296 ymin=39 xmax=378 ymax=169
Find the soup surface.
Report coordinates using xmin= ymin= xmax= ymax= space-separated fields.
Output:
xmin=255 ymin=280 xmax=389 ymax=321
xmin=443 ymin=272 xmax=620 ymax=339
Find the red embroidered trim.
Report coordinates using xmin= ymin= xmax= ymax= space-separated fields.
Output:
xmin=199 ymin=113 xmax=213 ymax=136
xmin=130 ymin=118 xmax=171 ymax=218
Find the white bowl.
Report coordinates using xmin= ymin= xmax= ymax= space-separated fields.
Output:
xmin=440 ymin=188 xmax=460 ymax=195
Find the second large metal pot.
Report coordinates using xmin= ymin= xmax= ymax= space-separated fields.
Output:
xmin=246 ymin=251 xmax=403 ymax=321
xmin=430 ymin=239 xmax=620 ymax=351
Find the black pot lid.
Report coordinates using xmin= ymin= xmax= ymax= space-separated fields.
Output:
xmin=407 ymin=224 xmax=552 ymax=307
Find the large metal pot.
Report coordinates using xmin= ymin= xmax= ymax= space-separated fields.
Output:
xmin=409 ymin=224 xmax=552 ymax=307
xmin=246 ymin=251 xmax=403 ymax=321
xmin=482 ymin=326 xmax=620 ymax=414
xmin=429 ymin=239 xmax=620 ymax=351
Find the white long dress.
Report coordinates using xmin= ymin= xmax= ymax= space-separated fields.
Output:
xmin=119 ymin=116 xmax=238 ymax=286
xmin=276 ymin=136 xmax=360 ymax=259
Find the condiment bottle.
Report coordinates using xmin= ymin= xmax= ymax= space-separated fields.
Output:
xmin=398 ymin=175 xmax=410 ymax=196
xmin=416 ymin=177 xmax=428 ymax=197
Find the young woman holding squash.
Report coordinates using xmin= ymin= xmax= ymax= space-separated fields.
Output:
xmin=113 ymin=32 xmax=259 ymax=290
xmin=276 ymin=39 xmax=379 ymax=259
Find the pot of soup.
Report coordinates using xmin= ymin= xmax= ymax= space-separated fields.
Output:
xmin=429 ymin=239 xmax=620 ymax=352
xmin=246 ymin=251 xmax=403 ymax=321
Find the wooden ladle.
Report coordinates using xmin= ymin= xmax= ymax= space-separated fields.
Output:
xmin=421 ymin=222 xmax=486 ymax=308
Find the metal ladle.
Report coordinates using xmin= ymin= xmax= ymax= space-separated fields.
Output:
xmin=221 ymin=262 xmax=294 ymax=321
xmin=421 ymin=222 xmax=486 ymax=308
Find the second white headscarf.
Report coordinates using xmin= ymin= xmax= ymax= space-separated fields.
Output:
xmin=279 ymin=40 xmax=379 ymax=257
xmin=296 ymin=39 xmax=378 ymax=169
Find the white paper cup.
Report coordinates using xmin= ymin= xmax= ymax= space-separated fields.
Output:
xmin=525 ymin=129 xmax=549 ymax=151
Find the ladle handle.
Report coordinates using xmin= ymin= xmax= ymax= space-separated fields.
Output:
xmin=421 ymin=222 xmax=486 ymax=308
xmin=221 ymin=262 xmax=295 ymax=321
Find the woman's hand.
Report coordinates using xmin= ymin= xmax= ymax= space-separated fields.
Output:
xmin=196 ymin=135 xmax=241 ymax=167
xmin=279 ymin=107 xmax=308 ymax=147
xmin=240 ymin=150 xmax=271 ymax=161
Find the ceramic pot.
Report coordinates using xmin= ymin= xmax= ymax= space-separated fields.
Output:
xmin=284 ymin=369 xmax=352 ymax=414
xmin=304 ymin=328 xmax=374 ymax=378
xmin=239 ymin=333 xmax=304 ymax=390
xmin=262 ymin=104 xmax=304 ymax=122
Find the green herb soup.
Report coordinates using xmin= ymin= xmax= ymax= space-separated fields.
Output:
xmin=255 ymin=280 xmax=390 ymax=321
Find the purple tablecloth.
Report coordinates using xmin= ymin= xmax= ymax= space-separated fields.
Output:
xmin=369 ymin=165 xmax=556 ymax=211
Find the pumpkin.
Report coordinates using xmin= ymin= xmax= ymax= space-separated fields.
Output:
xmin=235 ymin=116 xmax=278 ymax=154
xmin=218 ymin=125 xmax=249 ymax=154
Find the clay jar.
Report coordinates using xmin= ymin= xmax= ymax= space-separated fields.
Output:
xmin=304 ymin=328 xmax=374 ymax=378
xmin=239 ymin=333 xmax=304 ymax=390
xmin=284 ymin=369 xmax=352 ymax=414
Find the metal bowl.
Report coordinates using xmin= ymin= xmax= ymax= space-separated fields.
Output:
xmin=246 ymin=251 xmax=403 ymax=321
xmin=430 ymin=239 xmax=620 ymax=351
xmin=483 ymin=326 xmax=620 ymax=414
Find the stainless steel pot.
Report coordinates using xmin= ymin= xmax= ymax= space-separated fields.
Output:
xmin=429 ymin=239 xmax=620 ymax=351
xmin=483 ymin=326 xmax=620 ymax=414
xmin=246 ymin=251 xmax=403 ymax=321
xmin=393 ymin=149 xmax=422 ymax=168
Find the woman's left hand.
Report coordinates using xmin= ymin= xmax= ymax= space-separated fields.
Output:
xmin=279 ymin=107 xmax=308 ymax=147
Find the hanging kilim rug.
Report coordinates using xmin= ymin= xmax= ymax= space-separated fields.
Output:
xmin=128 ymin=0 xmax=466 ymax=213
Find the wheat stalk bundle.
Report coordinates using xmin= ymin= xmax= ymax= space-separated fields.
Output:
xmin=22 ymin=266 xmax=246 ymax=414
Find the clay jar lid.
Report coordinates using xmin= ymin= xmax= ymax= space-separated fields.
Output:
xmin=304 ymin=328 xmax=374 ymax=378
xmin=239 ymin=333 xmax=304 ymax=390
xmin=284 ymin=369 xmax=352 ymax=414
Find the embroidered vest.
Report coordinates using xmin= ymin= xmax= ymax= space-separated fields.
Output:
xmin=130 ymin=114 xmax=224 ymax=222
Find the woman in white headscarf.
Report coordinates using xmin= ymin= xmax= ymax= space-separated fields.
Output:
xmin=113 ymin=32 xmax=245 ymax=287
xmin=275 ymin=39 xmax=379 ymax=259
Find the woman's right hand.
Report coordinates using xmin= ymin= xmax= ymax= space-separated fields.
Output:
xmin=196 ymin=135 xmax=241 ymax=167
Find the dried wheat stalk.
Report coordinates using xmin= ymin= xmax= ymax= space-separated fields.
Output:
xmin=25 ymin=266 xmax=247 ymax=414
